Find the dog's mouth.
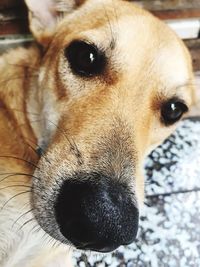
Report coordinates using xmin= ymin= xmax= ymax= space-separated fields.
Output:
xmin=32 ymin=171 xmax=139 ymax=253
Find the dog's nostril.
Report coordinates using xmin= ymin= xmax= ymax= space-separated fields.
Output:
xmin=55 ymin=173 xmax=139 ymax=252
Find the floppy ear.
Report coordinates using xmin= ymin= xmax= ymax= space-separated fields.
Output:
xmin=25 ymin=0 xmax=85 ymax=46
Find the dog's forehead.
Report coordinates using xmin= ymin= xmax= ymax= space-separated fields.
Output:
xmin=66 ymin=14 xmax=189 ymax=88
xmin=57 ymin=0 xmax=191 ymax=98
xmin=111 ymin=15 xmax=190 ymax=87
xmin=154 ymin=43 xmax=190 ymax=90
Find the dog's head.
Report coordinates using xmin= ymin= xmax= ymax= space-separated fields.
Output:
xmin=25 ymin=0 xmax=195 ymax=252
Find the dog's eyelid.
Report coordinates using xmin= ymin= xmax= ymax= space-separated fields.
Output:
xmin=164 ymin=97 xmax=189 ymax=109
xmin=156 ymin=93 xmax=188 ymax=107
xmin=67 ymin=39 xmax=106 ymax=54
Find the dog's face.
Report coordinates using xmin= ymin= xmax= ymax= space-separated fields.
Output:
xmin=25 ymin=0 xmax=194 ymax=252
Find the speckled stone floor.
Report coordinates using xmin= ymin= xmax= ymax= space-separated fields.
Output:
xmin=73 ymin=117 xmax=200 ymax=267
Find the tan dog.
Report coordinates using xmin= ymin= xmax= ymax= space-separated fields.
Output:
xmin=0 ymin=0 xmax=195 ymax=266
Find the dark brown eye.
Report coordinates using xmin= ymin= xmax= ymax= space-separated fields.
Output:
xmin=65 ymin=41 xmax=106 ymax=77
xmin=161 ymin=98 xmax=188 ymax=125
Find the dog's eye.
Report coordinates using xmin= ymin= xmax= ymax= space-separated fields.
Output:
xmin=65 ymin=41 xmax=106 ymax=77
xmin=161 ymin=98 xmax=188 ymax=125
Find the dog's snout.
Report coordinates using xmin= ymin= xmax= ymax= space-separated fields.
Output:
xmin=55 ymin=173 xmax=139 ymax=252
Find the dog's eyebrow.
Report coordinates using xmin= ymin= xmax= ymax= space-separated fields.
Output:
xmin=163 ymin=80 xmax=193 ymax=96
xmin=173 ymin=80 xmax=193 ymax=91
xmin=153 ymin=80 xmax=192 ymax=109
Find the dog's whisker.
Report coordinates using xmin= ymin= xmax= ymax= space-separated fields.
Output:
xmin=30 ymin=224 xmax=41 ymax=234
xmin=70 ymin=137 xmax=84 ymax=165
xmin=12 ymin=208 xmax=34 ymax=228
xmin=27 ymin=223 xmax=41 ymax=237
xmin=2 ymin=106 xmax=82 ymax=165
xmin=24 ymin=138 xmax=51 ymax=164
xmin=25 ymin=141 xmax=40 ymax=158
xmin=46 ymin=119 xmax=83 ymax=162
xmin=0 ymin=155 xmax=39 ymax=169
xmin=0 ymin=172 xmax=32 ymax=176
xmin=18 ymin=116 xmax=78 ymax=159
xmin=19 ymin=218 xmax=36 ymax=231
xmin=42 ymin=230 xmax=54 ymax=246
xmin=51 ymin=239 xmax=61 ymax=249
xmin=0 ymin=173 xmax=39 ymax=184
xmin=0 ymin=185 xmax=31 ymax=191
xmin=0 ymin=190 xmax=31 ymax=211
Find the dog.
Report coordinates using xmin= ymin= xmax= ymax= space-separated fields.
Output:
xmin=0 ymin=0 xmax=195 ymax=266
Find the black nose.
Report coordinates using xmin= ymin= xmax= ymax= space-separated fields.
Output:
xmin=55 ymin=173 xmax=139 ymax=252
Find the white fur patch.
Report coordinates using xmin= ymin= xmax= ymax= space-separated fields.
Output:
xmin=155 ymin=45 xmax=189 ymax=90
xmin=0 ymin=192 xmax=70 ymax=267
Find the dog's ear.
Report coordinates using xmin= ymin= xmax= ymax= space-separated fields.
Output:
xmin=25 ymin=0 xmax=85 ymax=46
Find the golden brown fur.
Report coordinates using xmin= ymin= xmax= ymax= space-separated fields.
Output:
xmin=0 ymin=0 xmax=195 ymax=266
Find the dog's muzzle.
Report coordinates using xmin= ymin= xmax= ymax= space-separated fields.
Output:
xmin=55 ymin=172 xmax=139 ymax=252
